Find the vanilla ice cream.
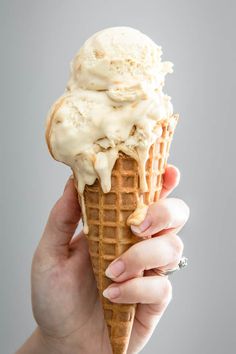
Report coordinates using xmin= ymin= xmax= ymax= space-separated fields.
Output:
xmin=46 ymin=27 xmax=176 ymax=232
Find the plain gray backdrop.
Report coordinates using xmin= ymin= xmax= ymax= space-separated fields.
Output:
xmin=1 ymin=0 xmax=236 ymax=353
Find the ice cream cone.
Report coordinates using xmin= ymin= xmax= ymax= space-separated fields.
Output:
xmin=45 ymin=27 xmax=179 ymax=354
xmin=79 ymin=114 xmax=178 ymax=354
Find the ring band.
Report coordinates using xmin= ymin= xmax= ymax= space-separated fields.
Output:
xmin=161 ymin=256 xmax=188 ymax=276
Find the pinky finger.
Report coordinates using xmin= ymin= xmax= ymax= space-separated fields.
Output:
xmin=127 ymin=301 xmax=170 ymax=354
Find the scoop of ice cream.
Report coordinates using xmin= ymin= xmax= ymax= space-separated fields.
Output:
xmin=46 ymin=27 xmax=175 ymax=233
xmin=67 ymin=27 xmax=173 ymax=96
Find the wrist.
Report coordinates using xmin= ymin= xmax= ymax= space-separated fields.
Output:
xmin=38 ymin=327 xmax=83 ymax=354
xmin=16 ymin=328 xmax=50 ymax=354
xmin=16 ymin=327 xmax=82 ymax=354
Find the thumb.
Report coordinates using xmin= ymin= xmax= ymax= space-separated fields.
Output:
xmin=40 ymin=177 xmax=81 ymax=256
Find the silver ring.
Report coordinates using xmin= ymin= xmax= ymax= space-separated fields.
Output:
xmin=161 ymin=257 xmax=188 ymax=276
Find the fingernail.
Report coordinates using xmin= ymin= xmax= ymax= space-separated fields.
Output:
xmin=105 ymin=260 xmax=125 ymax=279
xmin=131 ymin=218 xmax=151 ymax=234
xmin=103 ymin=287 xmax=120 ymax=299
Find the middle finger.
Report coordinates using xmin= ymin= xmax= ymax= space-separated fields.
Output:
xmin=105 ymin=234 xmax=183 ymax=283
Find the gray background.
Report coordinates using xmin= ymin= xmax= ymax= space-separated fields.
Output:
xmin=1 ymin=0 xmax=235 ymax=353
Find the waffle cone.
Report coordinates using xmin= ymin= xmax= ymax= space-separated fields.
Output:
xmin=79 ymin=115 xmax=178 ymax=354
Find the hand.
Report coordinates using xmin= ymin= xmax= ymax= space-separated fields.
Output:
xmin=17 ymin=165 xmax=189 ymax=354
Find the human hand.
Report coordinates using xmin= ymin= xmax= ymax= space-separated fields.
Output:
xmin=23 ymin=165 xmax=189 ymax=354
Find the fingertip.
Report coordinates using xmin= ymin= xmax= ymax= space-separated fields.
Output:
xmin=63 ymin=175 xmax=74 ymax=192
xmin=47 ymin=177 xmax=81 ymax=233
xmin=63 ymin=176 xmax=77 ymax=196
xmin=61 ymin=176 xmax=81 ymax=209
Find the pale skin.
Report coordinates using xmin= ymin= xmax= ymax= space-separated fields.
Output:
xmin=16 ymin=165 xmax=189 ymax=354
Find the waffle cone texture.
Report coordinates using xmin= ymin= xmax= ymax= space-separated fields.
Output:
xmin=81 ymin=114 xmax=178 ymax=354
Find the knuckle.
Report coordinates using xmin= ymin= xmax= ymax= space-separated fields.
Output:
xmin=168 ymin=235 xmax=184 ymax=262
xmin=161 ymin=279 xmax=173 ymax=304
xmin=166 ymin=198 xmax=190 ymax=226
xmin=174 ymin=235 xmax=184 ymax=256
xmin=178 ymin=199 xmax=190 ymax=223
